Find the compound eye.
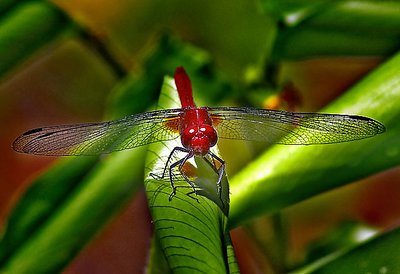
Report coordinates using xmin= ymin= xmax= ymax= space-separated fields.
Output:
xmin=181 ymin=126 xmax=197 ymax=148
xmin=199 ymin=125 xmax=217 ymax=147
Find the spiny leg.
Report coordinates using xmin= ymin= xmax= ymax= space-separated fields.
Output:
xmin=150 ymin=146 xmax=189 ymax=181
xmin=207 ymin=151 xmax=226 ymax=203
xmin=149 ymin=146 xmax=207 ymax=201
xmin=168 ymin=150 xmax=197 ymax=201
xmin=149 ymin=146 xmax=193 ymax=200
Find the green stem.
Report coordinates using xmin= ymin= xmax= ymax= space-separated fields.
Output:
xmin=0 ymin=1 xmax=70 ymax=78
xmin=272 ymin=1 xmax=400 ymax=59
xmin=230 ymin=50 xmax=400 ymax=227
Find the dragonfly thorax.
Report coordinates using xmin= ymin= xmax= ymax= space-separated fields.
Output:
xmin=181 ymin=125 xmax=217 ymax=156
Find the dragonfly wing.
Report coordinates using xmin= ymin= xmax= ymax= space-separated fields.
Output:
xmin=207 ymin=107 xmax=385 ymax=145
xmin=13 ymin=109 xmax=183 ymax=155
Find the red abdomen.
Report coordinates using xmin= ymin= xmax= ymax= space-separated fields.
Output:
xmin=175 ymin=67 xmax=195 ymax=108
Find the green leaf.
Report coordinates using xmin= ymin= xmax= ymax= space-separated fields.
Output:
xmin=0 ymin=2 xmax=70 ymax=78
xmin=270 ymin=1 xmax=400 ymax=59
xmin=301 ymin=222 xmax=378 ymax=267
xmin=293 ymin=228 xmax=400 ymax=274
xmin=146 ymin=234 xmax=172 ymax=274
xmin=144 ymin=76 xmax=238 ymax=273
xmin=0 ymin=148 xmax=146 ymax=273
xmin=0 ymin=75 xmax=155 ymax=273
xmin=229 ymin=51 xmax=400 ymax=227
xmin=261 ymin=0 xmax=341 ymax=25
xmin=0 ymin=157 xmax=97 ymax=264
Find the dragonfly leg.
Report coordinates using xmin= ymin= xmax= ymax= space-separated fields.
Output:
xmin=168 ymin=149 xmax=196 ymax=201
xmin=150 ymin=146 xmax=186 ymax=181
xmin=149 ymin=146 xmax=195 ymax=200
xmin=208 ymin=151 xmax=226 ymax=203
xmin=151 ymin=147 xmax=194 ymax=200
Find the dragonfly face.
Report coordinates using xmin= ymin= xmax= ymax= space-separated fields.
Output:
xmin=179 ymin=108 xmax=218 ymax=156
xmin=180 ymin=124 xmax=218 ymax=156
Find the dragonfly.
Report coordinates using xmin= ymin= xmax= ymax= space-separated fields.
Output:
xmin=13 ymin=67 xmax=385 ymax=200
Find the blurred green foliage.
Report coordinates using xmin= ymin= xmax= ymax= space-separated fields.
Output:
xmin=1 ymin=0 xmax=400 ymax=273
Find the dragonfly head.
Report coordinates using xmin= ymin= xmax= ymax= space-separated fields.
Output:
xmin=181 ymin=125 xmax=218 ymax=156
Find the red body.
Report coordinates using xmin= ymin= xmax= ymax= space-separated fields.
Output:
xmin=174 ymin=67 xmax=218 ymax=156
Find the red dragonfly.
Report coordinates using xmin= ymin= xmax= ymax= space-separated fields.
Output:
xmin=13 ymin=67 xmax=385 ymax=199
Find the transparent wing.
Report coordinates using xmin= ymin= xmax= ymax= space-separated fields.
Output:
xmin=207 ymin=107 xmax=385 ymax=145
xmin=13 ymin=109 xmax=183 ymax=155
